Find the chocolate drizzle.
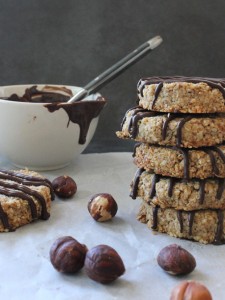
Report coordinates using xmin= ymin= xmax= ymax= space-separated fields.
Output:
xmin=212 ymin=146 xmax=225 ymax=163
xmin=214 ymin=211 xmax=224 ymax=244
xmin=0 ymin=185 xmax=38 ymax=219
xmin=199 ymin=180 xmax=206 ymax=204
xmin=132 ymin=142 xmax=142 ymax=157
xmin=176 ymin=116 xmax=193 ymax=146
xmin=162 ymin=113 xmax=176 ymax=139
xmin=204 ymin=149 xmax=220 ymax=175
xmin=126 ymin=107 xmax=158 ymax=138
xmin=45 ymin=99 xmax=106 ymax=144
xmin=175 ymin=147 xmax=189 ymax=179
xmin=177 ymin=210 xmax=184 ymax=233
xmin=149 ymin=174 xmax=160 ymax=199
xmin=130 ymin=168 xmax=144 ymax=199
xmin=0 ymin=169 xmax=54 ymax=231
xmin=217 ymin=179 xmax=225 ymax=200
xmin=137 ymin=76 xmax=225 ymax=106
xmin=0 ymin=203 xmax=11 ymax=230
xmin=125 ymin=106 xmax=158 ymax=139
xmin=152 ymin=206 xmax=159 ymax=229
xmin=188 ymin=212 xmax=195 ymax=235
xmin=151 ymin=82 xmax=164 ymax=109
xmin=168 ymin=178 xmax=177 ymax=197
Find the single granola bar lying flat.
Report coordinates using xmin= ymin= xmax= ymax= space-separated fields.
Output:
xmin=0 ymin=169 xmax=54 ymax=232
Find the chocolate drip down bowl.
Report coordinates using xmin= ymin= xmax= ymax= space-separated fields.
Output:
xmin=0 ymin=85 xmax=106 ymax=170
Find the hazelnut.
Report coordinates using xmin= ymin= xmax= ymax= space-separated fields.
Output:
xmin=84 ymin=244 xmax=125 ymax=284
xmin=52 ymin=175 xmax=77 ymax=198
xmin=157 ymin=244 xmax=196 ymax=275
xmin=170 ymin=281 xmax=212 ymax=300
xmin=88 ymin=193 xmax=118 ymax=222
xmin=50 ymin=236 xmax=87 ymax=273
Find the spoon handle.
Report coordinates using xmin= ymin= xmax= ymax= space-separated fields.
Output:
xmin=68 ymin=35 xmax=163 ymax=103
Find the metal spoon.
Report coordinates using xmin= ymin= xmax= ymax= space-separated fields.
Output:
xmin=68 ymin=35 xmax=163 ymax=103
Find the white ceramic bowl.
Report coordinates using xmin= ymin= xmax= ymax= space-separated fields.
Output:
xmin=0 ymin=84 xmax=105 ymax=170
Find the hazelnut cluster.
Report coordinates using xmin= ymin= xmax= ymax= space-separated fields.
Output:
xmin=49 ymin=182 xmax=212 ymax=295
xmin=49 ymin=236 xmax=125 ymax=284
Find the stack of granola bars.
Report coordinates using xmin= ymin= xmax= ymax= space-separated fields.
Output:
xmin=117 ymin=76 xmax=225 ymax=244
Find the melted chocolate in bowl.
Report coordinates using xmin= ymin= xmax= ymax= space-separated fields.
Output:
xmin=5 ymin=85 xmax=74 ymax=103
xmin=5 ymin=85 xmax=106 ymax=145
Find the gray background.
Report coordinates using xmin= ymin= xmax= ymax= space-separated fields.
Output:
xmin=0 ymin=0 xmax=224 ymax=153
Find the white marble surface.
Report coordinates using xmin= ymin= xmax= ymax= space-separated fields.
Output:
xmin=0 ymin=153 xmax=223 ymax=299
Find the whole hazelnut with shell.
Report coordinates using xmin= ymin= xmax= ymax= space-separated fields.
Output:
xmin=52 ymin=175 xmax=77 ymax=198
xmin=50 ymin=236 xmax=87 ymax=273
xmin=88 ymin=193 xmax=118 ymax=222
xmin=84 ymin=244 xmax=125 ymax=284
xmin=157 ymin=244 xmax=196 ymax=275
xmin=170 ymin=281 xmax=212 ymax=300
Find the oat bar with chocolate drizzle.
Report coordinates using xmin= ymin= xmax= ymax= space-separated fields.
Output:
xmin=130 ymin=168 xmax=225 ymax=210
xmin=0 ymin=169 xmax=54 ymax=232
xmin=137 ymin=76 xmax=225 ymax=113
xmin=138 ymin=200 xmax=225 ymax=244
xmin=133 ymin=143 xmax=225 ymax=179
xmin=116 ymin=106 xmax=225 ymax=148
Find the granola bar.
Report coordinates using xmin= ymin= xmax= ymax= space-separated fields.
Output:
xmin=133 ymin=143 xmax=225 ymax=179
xmin=0 ymin=169 xmax=54 ymax=232
xmin=137 ymin=76 xmax=225 ymax=113
xmin=130 ymin=169 xmax=225 ymax=210
xmin=117 ymin=106 xmax=225 ymax=148
xmin=137 ymin=200 xmax=225 ymax=244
